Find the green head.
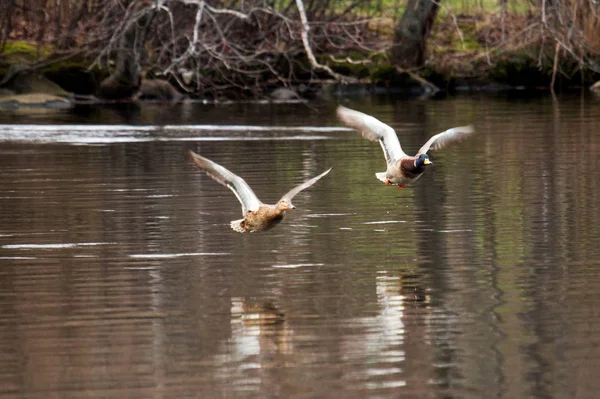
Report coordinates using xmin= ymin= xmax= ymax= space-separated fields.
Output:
xmin=415 ymin=154 xmax=433 ymax=168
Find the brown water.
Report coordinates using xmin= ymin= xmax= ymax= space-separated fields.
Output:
xmin=1 ymin=94 xmax=600 ymax=398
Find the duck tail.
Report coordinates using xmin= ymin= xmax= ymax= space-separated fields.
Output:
xmin=230 ymin=219 xmax=247 ymax=233
xmin=375 ymin=172 xmax=387 ymax=183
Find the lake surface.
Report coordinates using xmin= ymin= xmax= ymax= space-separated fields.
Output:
xmin=1 ymin=94 xmax=600 ymax=398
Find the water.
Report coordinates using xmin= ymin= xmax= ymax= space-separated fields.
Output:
xmin=1 ymin=94 xmax=600 ymax=398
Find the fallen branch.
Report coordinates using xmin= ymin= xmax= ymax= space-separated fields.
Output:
xmin=395 ymin=66 xmax=440 ymax=94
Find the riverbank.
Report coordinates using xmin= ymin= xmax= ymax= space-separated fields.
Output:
xmin=1 ymin=10 xmax=599 ymax=106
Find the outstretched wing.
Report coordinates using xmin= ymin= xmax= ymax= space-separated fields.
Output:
xmin=189 ymin=150 xmax=261 ymax=215
xmin=280 ymin=168 xmax=332 ymax=202
xmin=336 ymin=105 xmax=406 ymax=166
xmin=417 ymin=125 xmax=475 ymax=155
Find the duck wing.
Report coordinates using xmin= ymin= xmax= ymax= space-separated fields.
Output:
xmin=280 ymin=168 xmax=332 ymax=202
xmin=189 ymin=150 xmax=261 ymax=215
xmin=336 ymin=105 xmax=406 ymax=167
xmin=417 ymin=125 xmax=475 ymax=155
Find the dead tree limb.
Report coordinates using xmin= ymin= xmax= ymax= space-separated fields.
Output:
xmin=294 ymin=0 xmax=349 ymax=82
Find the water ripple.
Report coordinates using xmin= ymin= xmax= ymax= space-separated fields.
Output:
xmin=0 ymin=124 xmax=350 ymax=144
xmin=3 ymin=242 xmax=114 ymax=249
xmin=128 ymin=252 xmax=231 ymax=259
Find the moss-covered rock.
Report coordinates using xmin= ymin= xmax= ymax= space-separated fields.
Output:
xmin=0 ymin=93 xmax=73 ymax=109
xmin=0 ymin=41 xmax=52 ymax=63
xmin=0 ymin=65 xmax=75 ymax=109
xmin=0 ymin=66 xmax=72 ymax=97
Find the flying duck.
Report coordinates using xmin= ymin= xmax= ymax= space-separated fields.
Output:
xmin=189 ymin=150 xmax=331 ymax=232
xmin=336 ymin=105 xmax=475 ymax=187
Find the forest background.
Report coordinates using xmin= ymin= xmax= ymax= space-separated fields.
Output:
xmin=0 ymin=0 xmax=599 ymax=100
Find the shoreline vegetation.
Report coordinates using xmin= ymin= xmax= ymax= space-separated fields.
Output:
xmin=1 ymin=0 xmax=600 ymax=107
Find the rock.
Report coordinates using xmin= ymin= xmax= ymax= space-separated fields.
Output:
xmin=0 ymin=66 xmax=72 ymax=97
xmin=0 ymin=88 xmax=15 ymax=97
xmin=269 ymin=87 xmax=299 ymax=100
xmin=0 ymin=66 xmax=73 ymax=109
xmin=138 ymin=79 xmax=183 ymax=101
xmin=97 ymin=73 xmax=141 ymax=100
xmin=0 ymin=93 xmax=73 ymax=109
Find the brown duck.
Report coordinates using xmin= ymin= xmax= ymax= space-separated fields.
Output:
xmin=336 ymin=105 xmax=475 ymax=187
xmin=189 ymin=150 xmax=331 ymax=233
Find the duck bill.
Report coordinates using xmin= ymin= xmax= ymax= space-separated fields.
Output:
xmin=424 ymin=159 xmax=433 ymax=165
xmin=288 ymin=204 xmax=296 ymax=210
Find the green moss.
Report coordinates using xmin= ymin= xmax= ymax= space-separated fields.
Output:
xmin=2 ymin=41 xmax=38 ymax=54
xmin=1 ymin=40 xmax=53 ymax=60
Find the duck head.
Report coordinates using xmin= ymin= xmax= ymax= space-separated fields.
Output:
xmin=276 ymin=199 xmax=296 ymax=212
xmin=415 ymin=154 xmax=433 ymax=168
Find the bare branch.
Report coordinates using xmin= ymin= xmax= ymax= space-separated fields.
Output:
xmin=551 ymin=42 xmax=560 ymax=94
xmin=295 ymin=0 xmax=350 ymax=82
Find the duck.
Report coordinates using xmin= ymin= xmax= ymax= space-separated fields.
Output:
xmin=336 ymin=105 xmax=475 ymax=187
xmin=189 ymin=150 xmax=331 ymax=233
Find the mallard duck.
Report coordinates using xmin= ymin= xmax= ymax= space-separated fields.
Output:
xmin=189 ymin=150 xmax=331 ymax=233
xmin=336 ymin=105 xmax=475 ymax=187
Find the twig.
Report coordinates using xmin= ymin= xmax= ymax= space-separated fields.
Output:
xmin=329 ymin=56 xmax=371 ymax=64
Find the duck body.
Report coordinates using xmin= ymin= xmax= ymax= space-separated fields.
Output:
xmin=378 ymin=157 xmax=428 ymax=186
xmin=231 ymin=204 xmax=287 ymax=233
xmin=336 ymin=105 xmax=474 ymax=187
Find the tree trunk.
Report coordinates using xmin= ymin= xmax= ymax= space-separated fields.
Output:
xmin=390 ymin=0 xmax=440 ymax=69
xmin=97 ymin=11 xmax=154 ymax=100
